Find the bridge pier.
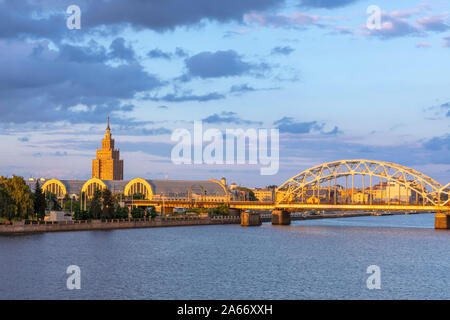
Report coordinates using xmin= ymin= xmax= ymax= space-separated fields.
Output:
xmin=435 ymin=212 xmax=450 ymax=229
xmin=241 ymin=211 xmax=261 ymax=226
xmin=155 ymin=206 xmax=173 ymax=215
xmin=272 ymin=210 xmax=291 ymax=225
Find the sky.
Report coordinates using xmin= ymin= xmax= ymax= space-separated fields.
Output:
xmin=0 ymin=0 xmax=449 ymax=187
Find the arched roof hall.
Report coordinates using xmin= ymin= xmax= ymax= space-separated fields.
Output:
xmin=27 ymin=178 xmax=229 ymax=199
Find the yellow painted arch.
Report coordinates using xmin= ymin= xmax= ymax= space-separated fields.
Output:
xmin=81 ymin=178 xmax=107 ymax=196
xmin=42 ymin=178 xmax=67 ymax=196
xmin=208 ymin=179 xmax=230 ymax=196
xmin=124 ymin=178 xmax=153 ymax=199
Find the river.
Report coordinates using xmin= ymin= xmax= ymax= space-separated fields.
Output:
xmin=0 ymin=213 xmax=449 ymax=299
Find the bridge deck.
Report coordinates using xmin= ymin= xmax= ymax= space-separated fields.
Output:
xmin=128 ymin=200 xmax=448 ymax=212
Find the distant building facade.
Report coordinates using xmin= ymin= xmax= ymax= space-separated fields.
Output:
xmin=252 ymin=188 xmax=275 ymax=201
xmin=92 ymin=118 xmax=123 ymax=180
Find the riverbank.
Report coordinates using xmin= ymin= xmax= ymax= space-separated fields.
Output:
xmin=0 ymin=215 xmax=241 ymax=235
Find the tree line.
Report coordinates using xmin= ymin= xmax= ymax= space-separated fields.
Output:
xmin=0 ymin=176 xmax=155 ymax=222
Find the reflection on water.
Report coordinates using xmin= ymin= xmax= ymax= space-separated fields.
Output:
xmin=0 ymin=214 xmax=449 ymax=300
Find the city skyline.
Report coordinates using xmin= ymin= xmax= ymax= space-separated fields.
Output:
xmin=0 ymin=0 xmax=449 ymax=187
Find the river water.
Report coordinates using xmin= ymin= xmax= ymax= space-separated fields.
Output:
xmin=0 ymin=214 xmax=449 ymax=300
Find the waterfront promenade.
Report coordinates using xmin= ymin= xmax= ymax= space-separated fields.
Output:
xmin=0 ymin=216 xmax=240 ymax=235
xmin=0 ymin=211 xmax=406 ymax=235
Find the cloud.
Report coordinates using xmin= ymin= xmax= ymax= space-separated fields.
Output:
xmin=81 ymin=0 xmax=284 ymax=32
xmin=147 ymin=47 xmax=189 ymax=60
xmin=273 ymin=117 xmax=324 ymax=134
xmin=426 ymin=101 xmax=450 ymax=119
xmin=147 ymin=49 xmax=172 ymax=60
xmin=298 ymin=0 xmax=360 ymax=9
xmin=229 ymin=83 xmax=279 ymax=95
xmin=174 ymin=47 xmax=189 ymax=58
xmin=57 ymin=41 xmax=108 ymax=63
xmin=54 ymin=151 xmax=68 ymax=157
xmin=360 ymin=7 xmax=450 ymax=40
xmin=0 ymin=40 xmax=163 ymax=124
xmin=416 ymin=42 xmax=432 ymax=48
xmin=416 ymin=15 xmax=450 ymax=32
xmin=244 ymin=12 xmax=321 ymax=28
xmin=441 ymin=102 xmax=450 ymax=117
xmin=18 ymin=137 xmax=29 ymax=142
xmin=361 ymin=12 xmax=422 ymax=39
xmin=0 ymin=1 xmax=67 ymax=40
xmin=423 ymin=134 xmax=450 ymax=151
xmin=443 ymin=36 xmax=450 ymax=47
xmin=108 ymin=37 xmax=136 ymax=62
xmin=271 ymin=46 xmax=295 ymax=55
xmin=230 ymin=83 xmax=257 ymax=94
xmin=202 ymin=111 xmax=262 ymax=125
xmin=146 ymin=91 xmax=226 ymax=102
xmin=0 ymin=0 xmax=285 ymax=41
xmin=182 ymin=50 xmax=269 ymax=80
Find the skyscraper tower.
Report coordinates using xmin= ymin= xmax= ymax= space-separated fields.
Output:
xmin=92 ymin=117 xmax=124 ymax=180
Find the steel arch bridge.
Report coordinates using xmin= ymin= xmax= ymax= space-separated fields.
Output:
xmin=276 ymin=159 xmax=449 ymax=209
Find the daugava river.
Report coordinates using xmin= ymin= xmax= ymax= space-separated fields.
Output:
xmin=0 ymin=213 xmax=449 ymax=300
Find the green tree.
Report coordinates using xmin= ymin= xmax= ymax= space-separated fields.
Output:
xmin=33 ymin=180 xmax=46 ymax=220
xmin=102 ymin=189 xmax=114 ymax=219
xmin=237 ymin=187 xmax=257 ymax=201
xmin=0 ymin=176 xmax=33 ymax=220
xmin=89 ymin=189 xmax=102 ymax=219
xmin=73 ymin=209 xmax=90 ymax=221
xmin=46 ymin=192 xmax=61 ymax=211
xmin=208 ymin=204 xmax=229 ymax=216
xmin=131 ymin=207 xmax=145 ymax=218
xmin=132 ymin=193 xmax=145 ymax=200
xmin=0 ymin=183 xmax=16 ymax=221
xmin=114 ymin=206 xmax=129 ymax=219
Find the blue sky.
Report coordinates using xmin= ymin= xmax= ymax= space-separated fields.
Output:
xmin=0 ymin=0 xmax=449 ymax=187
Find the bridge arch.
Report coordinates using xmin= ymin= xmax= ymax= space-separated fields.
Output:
xmin=81 ymin=178 xmax=107 ymax=198
xmin=276 ymin=160 xmax=446 ymax=206
xmin=440 ymin=183 xmax=450 ymax=206
xmin=42 ymin=179 xmax=67 ymax=198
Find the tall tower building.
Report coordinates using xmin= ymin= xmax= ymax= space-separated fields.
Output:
xmin=92 ymin=118 xmax=124 ymax=180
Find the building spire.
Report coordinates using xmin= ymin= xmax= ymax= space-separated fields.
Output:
xmin=107 ymin=116 xmax=110 ymax=130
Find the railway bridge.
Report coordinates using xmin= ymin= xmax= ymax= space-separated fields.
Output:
xmin=126 ymin=160 xmax=450 ymax=229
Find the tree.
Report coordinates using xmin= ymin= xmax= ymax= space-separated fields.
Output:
xmin=131 ymin=207 xmax=145 ymax=218
xmin=0 ymin=176 xmax=33 ymax=220
xmin=0 ymin=183 xmax=16 ymax=221
xmin=102 ymin=189 xmax=114 ymax=219
xmin=237 ymin=187 xmax=257 ymax=201
xmin=46 ymin=192 xmax=61 ymax=211
xmin=114 ymin=206 xmax=129 ymax=219
xmin=73 ymin=209 xmax=90 ymax=221
xmin=132 ymin=193 xmax=145 ymax=200
xmin=89 ymin=189 xmax=102 ymax=219
xmin=33 ymin=180 xmax=46 ymax=220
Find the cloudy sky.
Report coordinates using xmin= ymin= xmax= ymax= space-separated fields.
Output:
xmin=0 ymin=0 xmax=449 ymax=187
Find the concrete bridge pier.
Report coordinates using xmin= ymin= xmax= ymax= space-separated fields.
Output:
xmin=155 ymin=206 xmax=174 ymax=215
xmin=272 ymin=210 xmax=291 ymax=225
xmin=435 ymin=212 xmax=450 ymax=229
xmin=241 ymin=211 xmax=262 ymax=226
